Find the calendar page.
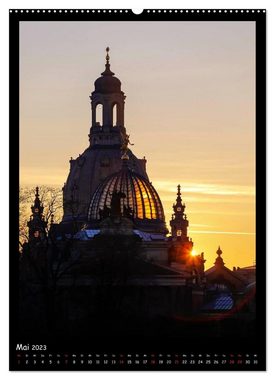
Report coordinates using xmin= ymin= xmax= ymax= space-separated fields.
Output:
xmin=9 ymin=8 xmax=266 ymax=371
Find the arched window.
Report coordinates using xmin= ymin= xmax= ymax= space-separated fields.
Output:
xmin=95 ymin=104 xmax=103 ymax=125
xmin=112 ymin=104 xmax=118 ymax=126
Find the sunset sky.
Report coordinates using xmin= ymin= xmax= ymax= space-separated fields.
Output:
xmin=19 ymin=21 xmax=255 ymax=269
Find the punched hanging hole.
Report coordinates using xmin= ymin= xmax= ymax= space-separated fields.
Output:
xmin=132 ymin=9 xmax=143 ymax=15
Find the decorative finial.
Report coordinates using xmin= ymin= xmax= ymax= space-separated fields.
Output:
xmin=101 ymin=46 xmax=114 ymax=76
xmin=35 ymin=186 xmax=39 ymax=198
xmin=215 ymin=246 xmax=224 ymax=266
xmin=217 ymin=246 xmax=222 ymax=256
xmin=106 ymin=46 xmax=110 ymax=63
xmin=177 ymin=184 xmax=181 ymax=196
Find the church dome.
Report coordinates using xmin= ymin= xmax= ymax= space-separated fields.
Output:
xmin=94 ymin=75 xmax=121 ymax=94
xmin=94 ymin=47 xmax=122 ymax=94
xmin=88 ymin=162 xmax=166 ymax=233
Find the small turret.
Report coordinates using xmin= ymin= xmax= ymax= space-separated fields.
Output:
xmin=168 ymin=185 xmax=193 ymax=264
xmin=170 ymin=185 xmax=189 ymax=241
xmin=27 ymin=187 xmax=47 ymax=242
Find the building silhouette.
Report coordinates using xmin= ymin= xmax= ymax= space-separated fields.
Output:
xmin=20 ymin=48 xmax=256 ymax=340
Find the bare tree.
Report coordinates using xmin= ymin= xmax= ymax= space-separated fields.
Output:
xmin=19 ymin=185 xmax=83 ymax=333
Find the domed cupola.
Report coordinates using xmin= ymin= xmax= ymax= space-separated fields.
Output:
xmin=94 ymin=48 xmax=122 ymax=94
xmin=88 ymin=157 xmax=166 ymax=234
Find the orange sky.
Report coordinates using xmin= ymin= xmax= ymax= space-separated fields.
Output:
xmin=19 ymin=21 xmax=255 ymax=269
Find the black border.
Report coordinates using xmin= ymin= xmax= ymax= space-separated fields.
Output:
xmin=9 ymin=9 xmax=266 ymax=371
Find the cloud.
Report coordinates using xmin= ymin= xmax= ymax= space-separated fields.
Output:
xmin=153 ymin=180 xmax=255 ymax=197
xmin=189 ymin=230 xmax=255 ymax=235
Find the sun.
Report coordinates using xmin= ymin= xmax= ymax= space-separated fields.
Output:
xmin=191 ymin=249 xmax=198 ymax=257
